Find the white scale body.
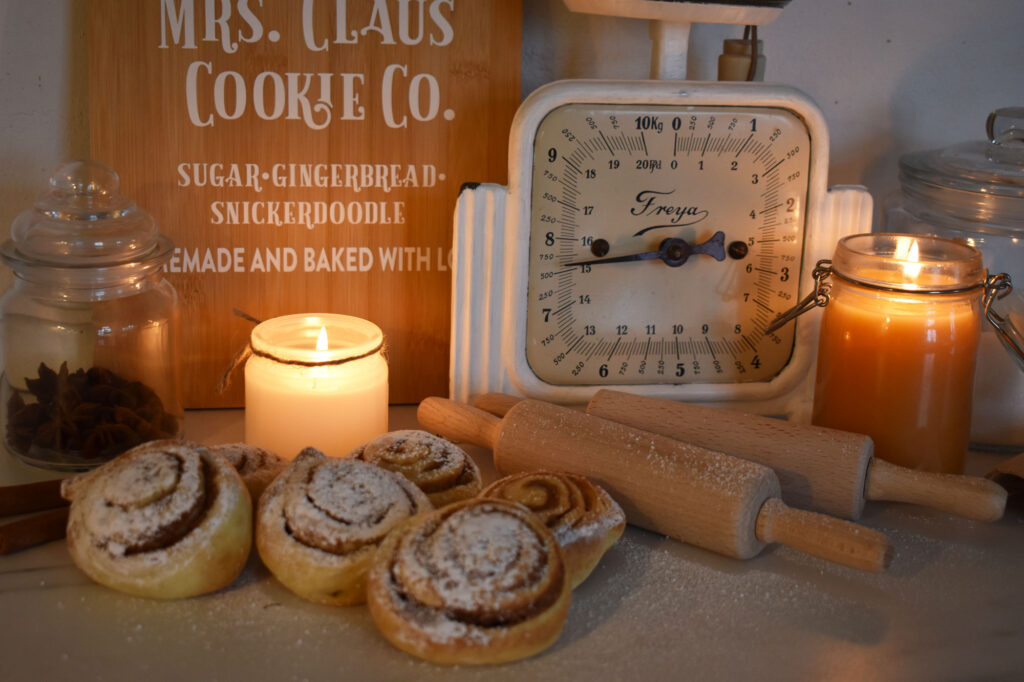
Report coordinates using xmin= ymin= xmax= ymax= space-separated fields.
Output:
xmin=449 ymin=5 xmax=872 ymax=420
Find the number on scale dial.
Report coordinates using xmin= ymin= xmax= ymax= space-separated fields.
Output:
xmin=526 ymin=104 xmax=811 ymax=385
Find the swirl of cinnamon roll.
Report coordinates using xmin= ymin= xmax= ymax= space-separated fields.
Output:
xmin=480 ymin=471 xmax=626 ymax=588
xmin=62 ymin=440 xmax=252 ymax=599
xmin=351 ymin=430 xmax=482 ymax=507
xmin=208 ymin=442 xmax=286 ymax=503
xmin=255 ymin=448 xmax=431 ymax=606
xmin=366 ymin=498 xmax=571 ymax=665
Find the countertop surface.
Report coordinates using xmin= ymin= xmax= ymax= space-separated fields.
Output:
xmin=1 ymin=407 xmax=1022 ymax=682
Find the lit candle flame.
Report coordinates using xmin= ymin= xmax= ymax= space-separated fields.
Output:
xmin=316 ymin=325 xmax=328 ymax=351
xmin=895 ymin=237 xmax=922 ymax=280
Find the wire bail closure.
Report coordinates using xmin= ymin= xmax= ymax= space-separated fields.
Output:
xmin=766 ymin=264 xmax=1024 ymax=373
xmin=983 ymin=272 xmax=1024 ymax=371
xmin=764 ymin=260 xmax=833 ymax=334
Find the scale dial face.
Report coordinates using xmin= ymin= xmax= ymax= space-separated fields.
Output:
xmin=525 ymin=103 xmax=811 ymax=386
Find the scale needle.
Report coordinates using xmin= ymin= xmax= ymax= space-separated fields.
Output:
xmin=565 ymin=231 xmax=726 ymax=268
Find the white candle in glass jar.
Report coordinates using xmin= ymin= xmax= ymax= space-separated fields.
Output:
xmin=244 ymin=314 xmax=388 ymax=459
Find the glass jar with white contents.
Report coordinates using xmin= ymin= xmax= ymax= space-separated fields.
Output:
xmin=0 ymin=161 xmax=182 ymax=470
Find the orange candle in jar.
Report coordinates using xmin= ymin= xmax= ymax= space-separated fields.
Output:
xmin=812 ymin=234 xmax=985 ymax=474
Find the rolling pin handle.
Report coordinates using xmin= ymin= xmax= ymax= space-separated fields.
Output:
xmin=864 ymin=458 xmax=1007 ymax=522
xmin=754 ymin=498 xmax=892 ymax=573
xmin=416 ymin=397 xmax=503 ymax=450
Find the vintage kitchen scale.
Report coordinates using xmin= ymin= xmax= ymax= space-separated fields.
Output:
xmin=450 ymin=0 xmax=872 ymax=420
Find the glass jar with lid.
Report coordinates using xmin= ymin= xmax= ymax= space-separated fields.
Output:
xmin=886 ymin=107 xmax=1024 ymax=450
xmin=812 ymin=233 xmax=986 ymax=474
xmin=0 ymin=160 xmax=182 ymax=470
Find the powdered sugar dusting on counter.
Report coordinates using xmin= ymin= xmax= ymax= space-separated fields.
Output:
xmin=3 ymin=497 xmax=1023 ymax=680
xmin=1 ymin=408 xmax=1022 ymax=679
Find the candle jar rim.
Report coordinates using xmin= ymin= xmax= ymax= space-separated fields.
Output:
xmin=250 ymin=313 xmax=383 ymax=365
xmin=832 ymin=232 xmax=986 ymax=293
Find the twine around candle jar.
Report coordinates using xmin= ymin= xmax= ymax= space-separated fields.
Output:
xmin=216 ymin=309 xmax=387 ymax=393
xmin=248 ymin=334 xmax=385 ymax=368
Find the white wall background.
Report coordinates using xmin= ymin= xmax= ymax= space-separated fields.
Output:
xmin=523 ymin=0 xmax=1024 ymax=195
xmin=1 ymin=0 xmax=1022 ymax=293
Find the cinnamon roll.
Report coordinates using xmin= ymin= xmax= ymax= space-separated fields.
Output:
xmin=367 ymin=498 xmax=571 ymax=665
xmin=480 ymin=471 xmax=625 ymax=588
xmin=351 ymin=430 xmax=482 ymax=507
xmin=255 ymin=448 xmax=431 ymax=606
xmin=209 ymin=443 xmax=286 ymax=502
xmin=62 ymin=440 xmax=252 ymax=599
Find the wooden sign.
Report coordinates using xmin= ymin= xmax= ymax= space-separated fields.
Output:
xmin=88 ymin=0 xmax=521 ymax=407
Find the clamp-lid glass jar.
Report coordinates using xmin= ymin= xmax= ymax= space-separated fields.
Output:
xmin=0 ymin=160 xmax=182 ymax=470
xmin=812 ymin=233 xmax=986 ymax=474
xmin=886 ymin=107 xmax=1024 ymax=449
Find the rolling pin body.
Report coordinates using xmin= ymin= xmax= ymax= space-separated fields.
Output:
xmin=418 ymin=397 xmax=890 ymax=572
xmin=583 ymin=390 xmax=1005 ymax=522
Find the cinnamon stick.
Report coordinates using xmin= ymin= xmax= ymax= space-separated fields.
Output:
xmin=0 ymin=507 xmax=69 ymax=554
xmin=0 ymin=479 xmax=67 ymax=516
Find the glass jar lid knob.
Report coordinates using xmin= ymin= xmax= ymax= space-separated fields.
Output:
xmin=8 ymin=160 xmax=160 ymax=267
xmin=986 ymin=107 xmax=1024 ymax=165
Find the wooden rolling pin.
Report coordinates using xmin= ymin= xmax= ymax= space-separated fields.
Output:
xmin=418 ymin=397 xmax=892 ymax=573
xmin=474 ymin=391 xmax=1005 ymax=522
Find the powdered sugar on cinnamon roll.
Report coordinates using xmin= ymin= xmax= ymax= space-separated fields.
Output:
xmin=62 ymin=440 xmax=252 ymax=598
xmin=351 ymin=430 xmax=482 ymax=507
xmin=282 ymin=451 xmax=427 ymax=553
xmin=367 ymin=498 xmax=571 ymax=664
xmin=256 ymin=447 xmax=431 ymax=606
xmin=480 ymin=471 xmax=626 ymax=588
xmin=88 ymin=443 xmax=208 ymax=556
xmin=209 ymin=443 xmax=286 ymax=502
